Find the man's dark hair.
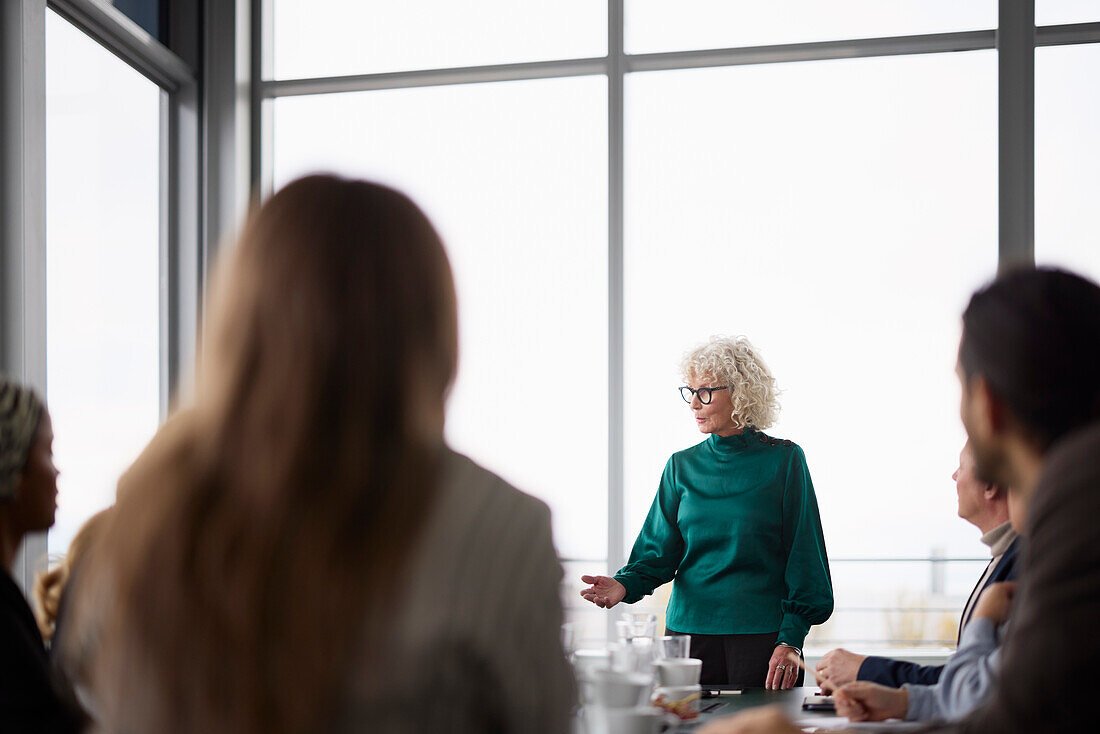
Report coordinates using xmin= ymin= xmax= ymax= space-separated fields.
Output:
xmin=959 ymin=266 xmax=1100 ymax=449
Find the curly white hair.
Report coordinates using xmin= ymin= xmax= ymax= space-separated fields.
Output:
xmin=680 ymin=335 xmax=780 ymax=431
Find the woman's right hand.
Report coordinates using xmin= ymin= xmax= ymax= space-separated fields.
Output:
xmin=580 ymin=575 xmax=627 ymax=609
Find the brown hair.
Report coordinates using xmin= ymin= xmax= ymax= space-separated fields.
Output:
xmin=34 ymin=507 xmax=112 ymax=642
xmin=78 ymin=176 xmax=458 ymax=734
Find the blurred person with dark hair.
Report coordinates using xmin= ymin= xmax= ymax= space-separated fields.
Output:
xmin=693 ymin=266 xmax=1100 ymax=734
xmin=816 ymin=441 xmax=1019 ymax=689
xmin=66 ymin=175 xmax=574 ymax=734
xmin=0 ymin=378 xmax=83 ymax=733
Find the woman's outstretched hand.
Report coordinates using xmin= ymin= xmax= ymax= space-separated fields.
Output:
xmin=580 ymin=575 xmax=627 ymax=609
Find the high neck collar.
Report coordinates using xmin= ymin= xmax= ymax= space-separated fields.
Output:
xmin=980 ymin=521 xmax=1018 ymax=557
xmin=708 ymin=428 xmax=755 ymax=454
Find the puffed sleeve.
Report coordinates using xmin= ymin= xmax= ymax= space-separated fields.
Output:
xmin=777 ymin=445 xmax=833 ymax=648
xmin=614 ymin=457 xmax=685 ymax=604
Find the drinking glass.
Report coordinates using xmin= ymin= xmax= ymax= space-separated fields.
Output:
xmin=561 ymin=622 xmax=576 ymax=660
xmin=611 ymin=638 xmax=656 ymax=675
xmin=621 ymin=612 xmax=658 ymax=639
xmin=655 ymin=635 xmax=691 ymax=659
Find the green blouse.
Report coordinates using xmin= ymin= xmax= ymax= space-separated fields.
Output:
xmin=614 ymin=428 xmax=833 ymax=647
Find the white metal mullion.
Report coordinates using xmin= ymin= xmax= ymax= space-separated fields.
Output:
xmin=1035 ymin=21 xmax=1100 ymax=46
xmin=999 ymin=0 xmax=1035 ymax=270
xmin=47 ymin=0 xmax=194 ymax=91
xmin=607 ymin=0 xmax=626 ymax=643
xmin=263 ymin=57 xmax=607 ymax=98
xmin=1 ymin=0 xmax=49 ymax=593
xmin=627 ymin=29 xmax=996 ymax=73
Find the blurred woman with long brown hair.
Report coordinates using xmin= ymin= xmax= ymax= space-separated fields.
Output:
xmin=68 ymin=175 xmax=573 ymax=734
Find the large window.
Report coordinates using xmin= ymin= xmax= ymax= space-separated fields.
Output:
xmin=626 ymin=0 xmax=995 ymax=53
xmin=1036 ymin=43 xmax=1100 ymax=282
xmin=273 ymin=77 xmax=610 ymax=563
xmin=45 ymin=10 xmax=162 ymax=554
xmin=272 ymin=0 xmax=607 ymax=79
xmin=4 ymin=1 xmax=227 ymax=594
xmin=262 ymin=4 xmax=1100 ymax=651
xmin=623 ymin=52 xmax=997 ymax=645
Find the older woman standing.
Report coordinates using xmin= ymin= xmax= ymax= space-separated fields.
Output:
xmin=581 ymin=336 xmax=832 ymax=689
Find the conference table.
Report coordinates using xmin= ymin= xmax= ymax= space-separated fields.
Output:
xmin=673 ymin=687 xmax=837 ymax=730
xmin=579 ymin=686 xmax=926 ymax=732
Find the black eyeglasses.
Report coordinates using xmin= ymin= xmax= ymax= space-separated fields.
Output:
xmin=679 ymin=386 xmax=729 ymax=405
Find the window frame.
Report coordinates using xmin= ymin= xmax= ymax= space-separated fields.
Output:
xmin=1 ymin=0 xmax=249 ymax=591
xmin=255 ymin=1 xmax=1100 ymax=646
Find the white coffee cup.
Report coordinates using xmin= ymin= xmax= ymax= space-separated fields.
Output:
xmin=653 ymin=658 xmax=702 ymax=686
xmin=587 ymin=669 xmax=654 ymax=709
xmin=585 ymin=706 xmax=678 ymax=734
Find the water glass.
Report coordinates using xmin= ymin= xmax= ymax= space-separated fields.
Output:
xmin=655 ymin=635 xmax=691 ymax=659
xmin=621 ymin=612 xmax=658 ymax=639
xmin=561 ymin=622 xmax=576 ymax=660
xmin=611 ymin=638 xmax=656 ymax=675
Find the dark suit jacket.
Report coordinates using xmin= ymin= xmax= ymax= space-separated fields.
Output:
xmin=857 ymin=536 xmax=1020 ymax=687
xmin=929 ymin=422 xmax=1100 ymax=734
xmin=0 ymin=571 xmax=82 ymax=733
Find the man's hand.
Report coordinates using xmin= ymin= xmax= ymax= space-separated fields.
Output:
xmin=814 ymin=648 xmax=867 ymax=693
xmin=697 ymin=706 xmax=802 ymax=734
xmin=579 ymin=575 xmax=627 ymax=609
xmin=834 ymin=681 xmax=909 ymax=722
xmin=973 ymin=581 xmax=1017 ymax=625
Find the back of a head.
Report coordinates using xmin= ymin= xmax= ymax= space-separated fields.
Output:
xmin=201 ymin=174 xmax=458 ymax=448
xmin=91 ymin=175 xmax=460 ymax=734
xmin=959 ymin=266 xmax=1100 ymax=449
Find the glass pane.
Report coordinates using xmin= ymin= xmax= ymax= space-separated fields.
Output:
xmin=811 ymin=559 xmax=988 ymax=649
xmin=1037 ymin=0 xmax=1100 ymax=25
xmin=46 ymin=11 xmax=162 ymax=554
xmin=624 ymin=52 xmax=997 ymax=644
xmin=272 ymin=0 xmax=607 ymax=80
xmin=626 ymin=0 xmax=996 ymax=54
xmin=1036 ymin=44 xmax=1100 ymax=283
xmin=273 ymin=77 xmax=608 ymax=560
